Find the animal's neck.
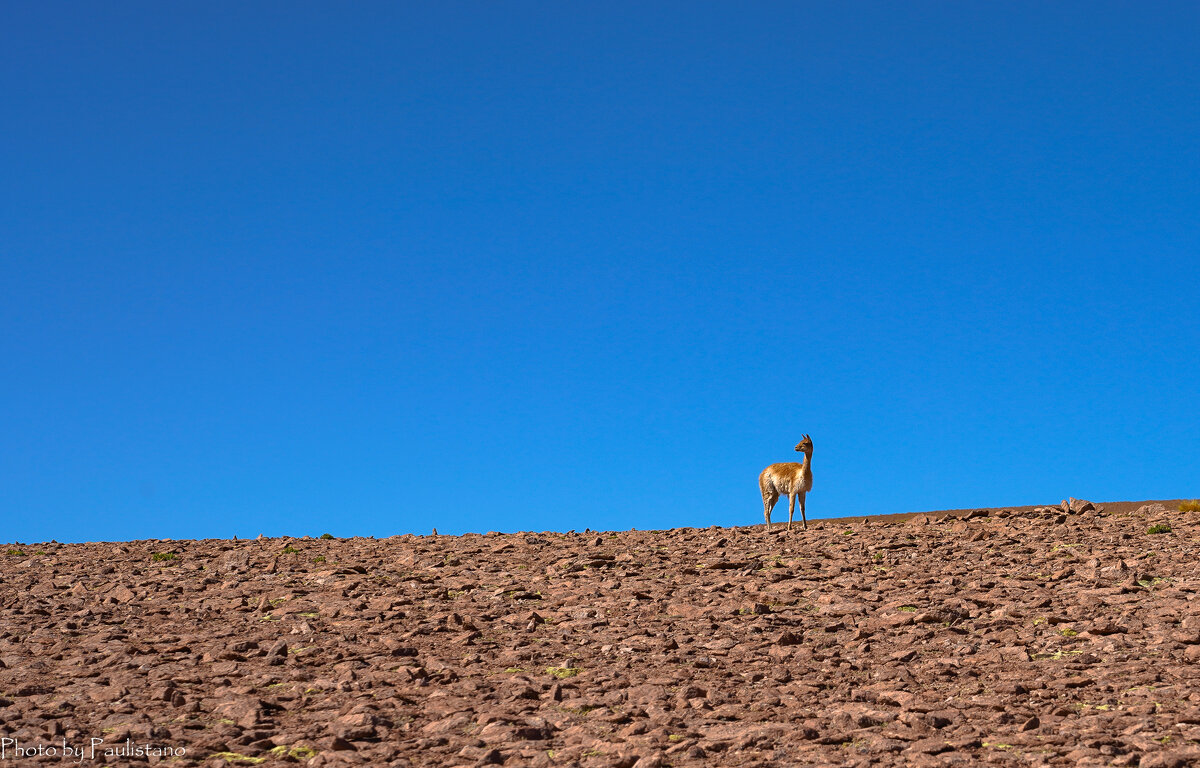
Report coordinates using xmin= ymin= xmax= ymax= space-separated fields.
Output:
xmin=801 ymin=452 xmax=812 ymax=471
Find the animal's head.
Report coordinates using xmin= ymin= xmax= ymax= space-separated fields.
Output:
xmin=794 ymin=434 xmax=813 ymax=454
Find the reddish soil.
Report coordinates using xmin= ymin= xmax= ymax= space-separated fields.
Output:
xmin=2 ymin=499 xmax=1199 ymax=767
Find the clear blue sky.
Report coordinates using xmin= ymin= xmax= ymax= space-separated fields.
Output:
xmin=2 ymin=2 xmax=1198 ymax=543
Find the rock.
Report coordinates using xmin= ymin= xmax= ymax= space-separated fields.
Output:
xmin=219 ymin=549 xmax=253 ymax=573
xmin=665 ymin=603 xmax=709 ymax=619
xmin=334 ymin=711 xmax=378 ymax=740
xmin=1139 ymin=751 xmax=1198 ymax=768
xmin=87 ymin=685 xmax=127 ymax=703
xmin=676 ymin=685 xmax=707 ymax=701
xmin=1068 ymin=498 xmax=1096 ymax=514
xmin=328 ymin=736 xmax=356 ymax=751
xmin=908 ymin=738 xmax=953 ymax=755
xmin=213 ymin=699 xmax=265 ymax=729
xmin=1089 ymin=619 xmax=1125 ymax=635
xmin=925 ymin=711 xmax=955 ymax=728
xmin=993 ymin=682 xmax=1028 ymax=694
xmin=1052 ymin=676 xmax=1094 ymax=689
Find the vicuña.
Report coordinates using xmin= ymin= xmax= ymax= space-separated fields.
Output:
xmin=759 ymin=435 xmax=813 ymax=532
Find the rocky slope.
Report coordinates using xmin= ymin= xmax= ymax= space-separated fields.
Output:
xmin=1 ymin=500 xmax=1199 ymax=767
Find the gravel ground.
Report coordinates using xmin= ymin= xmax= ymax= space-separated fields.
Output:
xmin=2 ymin=499 xmax=1199 ymax=767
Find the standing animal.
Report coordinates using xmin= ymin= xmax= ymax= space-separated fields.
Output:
xmin=758 ymin=435 xmax=814 ymax=532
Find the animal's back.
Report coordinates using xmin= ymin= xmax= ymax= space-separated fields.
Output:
xmin=760 ymin=462 xmax=809 ymax=494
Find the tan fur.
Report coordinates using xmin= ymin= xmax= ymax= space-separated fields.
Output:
xmin=758 ymin=435 xmax=813 ymax=533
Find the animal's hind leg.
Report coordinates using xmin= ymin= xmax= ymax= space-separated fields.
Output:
xmin=762 ymin=489 xmax=779 ymax=532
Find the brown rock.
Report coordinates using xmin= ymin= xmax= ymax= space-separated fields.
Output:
xmin=1053 ymin=676 xmax=1094 ymax=689
xmin=475 ymin=749 xmax=504 ymax=766
xmin=1139 ymin=752 xmax=1198 ymax=768
xmin=1089 ymin=619 xmax=1125 ymax=635
xmin=213 ymin=698 xmax=265 ymax=729
xmin=328 ymin=736 xmax=357 ymax=751
xmin=334 ymin=711 xmax=378 ymax=740
xmin=87 ymin=685 xmax=127 ymax=703
xmin=925 ymin=711 xmax=955 ymax=728
xmin=907 ymin=738 xmax=953 ymax=755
